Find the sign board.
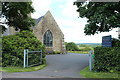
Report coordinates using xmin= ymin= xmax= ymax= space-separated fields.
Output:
xmin=102 ymin=35 xmax=112 ymax=47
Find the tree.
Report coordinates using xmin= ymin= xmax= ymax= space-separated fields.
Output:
xmin=65 ymin=42 xmax=79 ymax=51
xmin=1 ymin=2 xmax=35 ymax=32
xmin=74 ymin=1 xmax=120 ymax=35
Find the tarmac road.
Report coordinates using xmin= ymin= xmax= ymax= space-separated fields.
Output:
xmin=2 ymin=53 xmax=89 ymax=78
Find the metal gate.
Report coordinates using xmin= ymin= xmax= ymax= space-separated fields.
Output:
xmin=23 ymin=49 xmax=42 ymax=68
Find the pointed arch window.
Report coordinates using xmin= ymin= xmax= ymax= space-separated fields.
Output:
xmin=43 ymin=30 xmax=53 ymax=47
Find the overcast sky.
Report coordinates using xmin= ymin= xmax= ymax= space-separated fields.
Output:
xmin=31 ymin=0 xmax=118 ymax=43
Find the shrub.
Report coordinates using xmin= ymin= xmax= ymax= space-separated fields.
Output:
xmin=65 ymin=42 xmax=79 ymax=51
xmin=45 ymin=51 xmax=61 ymax=55
xmin=53 ymin=51 xmax=61 ymax=54
xmin=93 ymin=47 xmax=120 ymax=72
xmin=2 ymin=30 xmax=45 ymax=67
xmin=112 ymin=38 xmax=120 ymax=47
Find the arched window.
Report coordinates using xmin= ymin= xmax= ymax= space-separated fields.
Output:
xmin=43 ymin=30 xmax=53 ymax=47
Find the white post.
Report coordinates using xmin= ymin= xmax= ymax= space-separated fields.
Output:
xmin=89 ymin=50 xmax=92 ymax=71
xmin=24 ymin=49 xmax=26 ymax=68
xmin=40 ymin=50 xmax=42 ymax=64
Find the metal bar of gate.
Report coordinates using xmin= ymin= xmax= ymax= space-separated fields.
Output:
xmin=24 ymin=49 xmax=26 ymax=68
xmin=40 ymin=50 xmax=42 ymax=64
xmin=27 ymin=49 xmax=28 ymax=67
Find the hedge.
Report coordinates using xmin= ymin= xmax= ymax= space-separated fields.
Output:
xmin=2 ymin=30 xmax=45 ymax=67
xmin=93 ymin=47 xmax=120 ymax=72
xmin=112 ymin=38 xmax=120 ymax=47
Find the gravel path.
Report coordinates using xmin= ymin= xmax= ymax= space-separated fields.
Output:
xmin=2 ymin=53 xmax=89 ymax=78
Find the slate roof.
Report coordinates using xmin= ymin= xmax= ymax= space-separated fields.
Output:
xmin=33 ymin=16 xmax=43 ymax=25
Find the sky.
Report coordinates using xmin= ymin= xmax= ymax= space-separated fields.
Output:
xmin=31 ymin=0 xmax=118 ymax=43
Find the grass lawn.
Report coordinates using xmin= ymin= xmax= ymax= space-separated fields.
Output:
xmin=80 ymin=66 xmax=119 ymax=78
xmin=68 ymin=51 xmax=89 ymax=54
xmin=0 ymin=64 xmax=47 ymax=73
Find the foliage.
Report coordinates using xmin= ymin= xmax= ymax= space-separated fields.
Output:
xmin=1 ymin=2 xmax=35 ymax=32
xmin=74 ymin=2 xmax=120 ymax=35
xmin=112 ymin=38 xmax=120 ymax=47
xmin=65 ymin=42 xmax=79 ymax=51
xmin=2 ymin=30 xmax=45 ymax=67
xmin=80 ymin=66 xmax=119 ymax=78
xmin=93 ymin=47 xmax=120 ymax=72
xmin=52 ymin=51 xmax=61 ymax=54
xmin=0 ymin=25 xmax=7 ymax=33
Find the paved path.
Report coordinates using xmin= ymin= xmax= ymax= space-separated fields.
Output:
xmin=2 ymin=53 xmax=89 ymax=78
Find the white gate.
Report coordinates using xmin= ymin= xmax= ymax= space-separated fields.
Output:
xmin=24 ymin=49 xmax=42 ymax=68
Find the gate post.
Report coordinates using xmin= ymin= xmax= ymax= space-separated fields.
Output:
xmin=40 ymin=50 xmax=42 ymax=64
xmin=24 ymin=49 xmax=26 ymax=68
xmin=89 ymin=50 xmax=93 ymax=71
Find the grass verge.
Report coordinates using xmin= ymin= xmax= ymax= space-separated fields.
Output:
xmin=80 ymin=66 xmax=119 ymax=78
xmin=68 ymin=51 xmax=89 ymax=54
xmin=0 ymin=64 xmax=47 ymax=73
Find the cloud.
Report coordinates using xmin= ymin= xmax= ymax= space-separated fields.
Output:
xmin=59 ymin=0 xmax=79 ymax=18
xmin=31 ymin=0 xmax=52 ymax=18
xmin=56 ymin=17 xmax=87 ymax=28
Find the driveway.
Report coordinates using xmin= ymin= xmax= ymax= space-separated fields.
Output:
xmin=2 ymin=53 xmax=89 ymax=78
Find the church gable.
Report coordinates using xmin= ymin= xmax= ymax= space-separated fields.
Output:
xmin=33 ymin=11 xmax=66 ymax=53
xmin=43 ymin=11 xmax=64 ymax=36
xmin=33 ymin=11 xmax=64 ymax=37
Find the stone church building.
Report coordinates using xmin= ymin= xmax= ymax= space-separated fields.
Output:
xmin=3 ymin=11 xmax=66 ymax=53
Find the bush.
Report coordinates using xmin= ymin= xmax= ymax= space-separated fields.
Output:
xmin=112 ymin=38 xmax=120 ymax=47
xmin=2 ymin=30 xmax=45 ymax=67
xmin=93 ymin=47 xmax=120 ymax=72
xmin=65 ymin=42 xmax=79 ymax=51
xmin=53 ymin=51 xmax=61 ymax=54
xmin=45 ymin=51 xmax=61 ymax=55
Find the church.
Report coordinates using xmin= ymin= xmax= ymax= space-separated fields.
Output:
xmin=3 ymin=11 xmax=66 ymax=54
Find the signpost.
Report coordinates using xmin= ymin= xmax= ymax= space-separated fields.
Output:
xmin=102 ymin=35 xmax=112 ymax=47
